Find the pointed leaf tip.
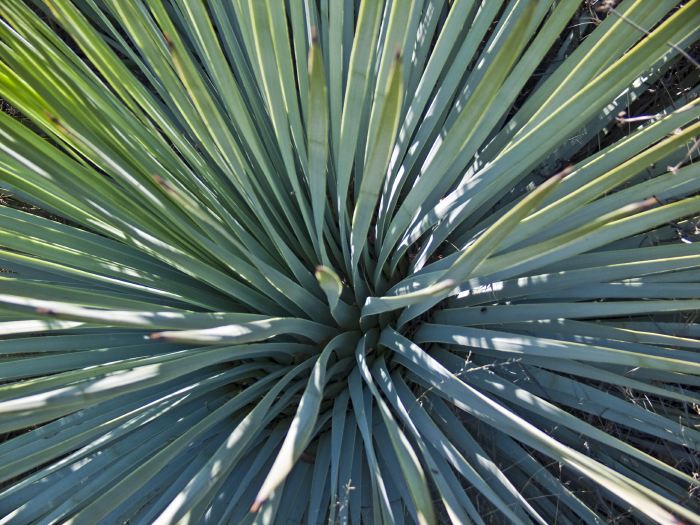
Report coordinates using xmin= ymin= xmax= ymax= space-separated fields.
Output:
xmin=553 ymin=164 xmax=574 ymax=181
xmin=315 ymin=266 xmax=343 ymax=303
xmin=35 ymin=307 xmax=54 ymax=315
xmin=641 ymin=196 xmax=660 ymax=209
xmin=162 ymin=33 xmax=174 ymax=52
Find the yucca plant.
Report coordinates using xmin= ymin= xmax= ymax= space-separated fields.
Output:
xmin=0 ymin=0 xmax=699 ymax=523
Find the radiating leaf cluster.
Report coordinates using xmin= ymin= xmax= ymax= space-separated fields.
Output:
xmin=0 ymin=0 xmax=699 ymax=523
